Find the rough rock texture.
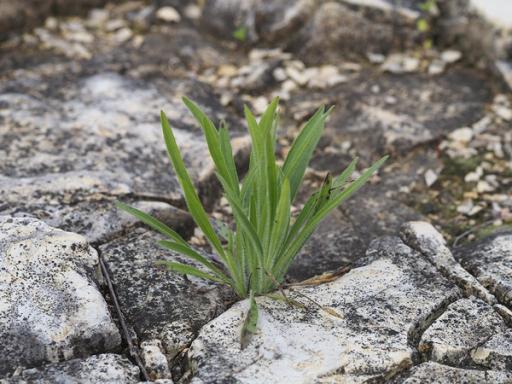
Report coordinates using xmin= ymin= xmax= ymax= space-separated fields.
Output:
xmin=0 ymin=69 xmax=249 ymax=241
xmin=288 ymin=1 xmax=420 ymax=64
xmin=287 ymin=209 xmax=365 ymax=281
xmin=100 ymin=228 xmax=229 ymax=380
xmin=0 ymin=0 xmax=114 ymax=40
xmin=318 ymin=69 xmax=491 ymax=160
xmin=456 ymin=231 xmax=512 ymax=307
xmin=200 ymin=0 xmax=315 ymax=44
xmin=418 ymin=297 xmax=508 ymax=366
xmin=0 ymin=216 xmax=121 ymax=375
xmin=0 ymin=354 xmax=140 ymax=383
xmin=401 ymin=221 xmax=495 ymax=304
xmin=187 ymin=235 xmax=461 ymax=383
xmin=438 ymin=0 xmax=512 ymax=89
xmin=396 ymin=361 xmax=512 ymax=383
xmin=201 ymin=0 xmax=424 ymax=62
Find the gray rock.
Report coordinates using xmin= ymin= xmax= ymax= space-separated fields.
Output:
xmin=322 ymin=69 xmax=492 ymax=160
xmin=287 ymin=209 xmax=365 ymax=281
xmin=438 ymin=0 xmax=512 ymax=89
xmin=187 ymin=236 xmax=460 ymax=383
xmin=400 ymin=221 xmax=495 ymax=304
xmin=397 ymin=361 xmax=512 ymax=383
xmin=456 ymin=231 xmax=512 ymax=307
xmin=100 ymin=228 xmax=229 ymax=380
xmin=418 ymin=297 xmax=508 ymax=366
xmin=0 ymin=71 xmax=250 ymax=241
xmin=0 ymin=216 xmax=121 ymax=375
xmin=0 ymin=354 xmax=140 ymax=383
xmin=200 ymin=0 xmax=315 ymax=43
xmin=471 ymin=328 xmax=512 ymax=370
xmin=288 ymin=1 xmax=420 ymax=64
xmin=0 ymin=0 xmax=110 ymax=41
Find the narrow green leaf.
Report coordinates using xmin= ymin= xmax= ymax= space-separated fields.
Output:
xmin=241 ymin=290 xmax=259 ymax=349
xmin=219 ymin=123 xmax=240 ymax=193
xmin=267 ymin=177 xmax=291 ymax=267
xmin=282 ymin=107 xmax=331 ymax=201
xmin=217 ymin=173 xmax=264 ymax=262
xmin=274 ymin=155 xmax=388 ymax=277
xmin=116 ymin=201 xmax=188 ymax=246
xmin=332 ymin=158 xmax=358 ymax=189
xmin=158 ymin=240 xmax=230 ymax=282
xmin=182 ymin=97 xmax=236 ymax=193
xmin=160 ymin=111 xmax=226 ymax=260
xmin=156 ymin=261 xmax=226 ymax=284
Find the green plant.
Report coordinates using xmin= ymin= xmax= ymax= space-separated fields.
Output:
xmin=232 ymin=25 xmax=248 ymax=42
xmin=117 ymin=97 xmax=386 ymax=320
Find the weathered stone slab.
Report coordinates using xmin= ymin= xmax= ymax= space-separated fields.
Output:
xmin=199 ymin=0 xmax=315 ymax=44
xmin=471 ymin=328 xmax=512 ymax=370
xmin=288 ymin=1 xmax=420 ymax=64
xmin=0 ymin=216 xmax=121 ymax=375
xmin=0 ymin=354 xmax=140 ymax=384
xmin=456 ymin=231 xmax=512 ymax=307
xmin=418 ymin=297 xmax=508 ymax=366
xmin=0 ymin=181 xmax=193 ymax=243
xmin=322 ymin=69 xmax=492 ymax=160
xmin=187 ymin=236 xmax=460 ymax=383
xmin=287 ymin=209 xmax=365 ymax=281
xmin=0 ymin=70 xmax=249 ymax=241
xmin=439 ymin=0 xmax=512 ymax=89
xmin=100 ymin=228 xmax=229 ymax=380
xmin=401 ymin=221 xmax=495 ymax=304
xmin=396 ymin=361 xmax=512 ymax=383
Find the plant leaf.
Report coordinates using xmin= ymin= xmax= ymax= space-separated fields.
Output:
xmin=116 ymin=201 xmax=188 ymax=246
xmin=240 ymin=290 xmax=259 ymax=349
xmin=160 ymin=111 xmax=226 ymax=260
xmin=267 ymin=177 xmax=291 ymax=267
xmin=158 ymin=240 xmax=230 ymax=283
xmin=282 ymin=106 xmax=331 ymax=201
xmin=156 ymin=261 xmax=226 ymax=284
xmin=182 ymin=97 xmax=237 ymax=194
xmin=274 ymin=155 xmax=388 ymax=278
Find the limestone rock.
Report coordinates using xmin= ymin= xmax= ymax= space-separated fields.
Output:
xmin=438 ymin=0 xmax=512 ymax=89
xmin=287 ymin=209 xmax=365 ymax=281
xmin=397 ymin=361 xmax=512 ymax=383
xmin=418 ymin=297 xmax=508 ymax=366
xmin=200 ymin=0 xmax=315 ymax=43
xmin=100 ymin=228 xmax=229 ymax=380
xmin=400 ymin=221 xmax=495 ymax=304
xmin=187 ymin=236 xmax=460 ymax=383
xmin=0 ymin=354 xmax=140 ymax=383
xmin=456 ymin=231 xmax=512 ymax=307
xmin=321 ymin=69 xmax=491 ymax=160
xmin=0 ymin=216 xmax=121 ymax=375
xmin=288 ymin=1 xmax=420 ymax=64
xmin=0 ymin=71 xmax=249 ymax=241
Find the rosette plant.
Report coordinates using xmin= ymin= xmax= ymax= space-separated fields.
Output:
xmin=118 ymin=97 xmax=386 ymax=338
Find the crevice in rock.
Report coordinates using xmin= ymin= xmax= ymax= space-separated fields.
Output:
xmin=95 ymin=246 xmax=151 ymax=382
xmin=453 ymin=254 xmax=512 ymax=314
xmin=407 ymin=291 xmax=461 ymax=364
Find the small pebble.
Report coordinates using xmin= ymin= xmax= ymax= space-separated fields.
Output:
xmin=440 ymin=50 xmax=462 ymax=63
xmin=156 ymin=6 xmax=181 ymax=23
xmin=425 ymin=169 xmax=438 ymax=187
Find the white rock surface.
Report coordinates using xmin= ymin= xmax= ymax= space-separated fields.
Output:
xmin=419 ymin=297 xmax=508 ymax=365
xmin=400 ymin=221 xmax=495 ymax=304
xmin=456 ymin=231 xmax=512 ymax=307
xmin=100 ymin=228 xmax=228 ymax=380
xmin=0 ymin=216 xmax=121 ymax=375
xmin=1 ymin=354 xmax=139 ymax=383
xmin=398 ymin=361 xmax=512 ymax=383
xmin=188 ymin=236 xmax=460 ymax=383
